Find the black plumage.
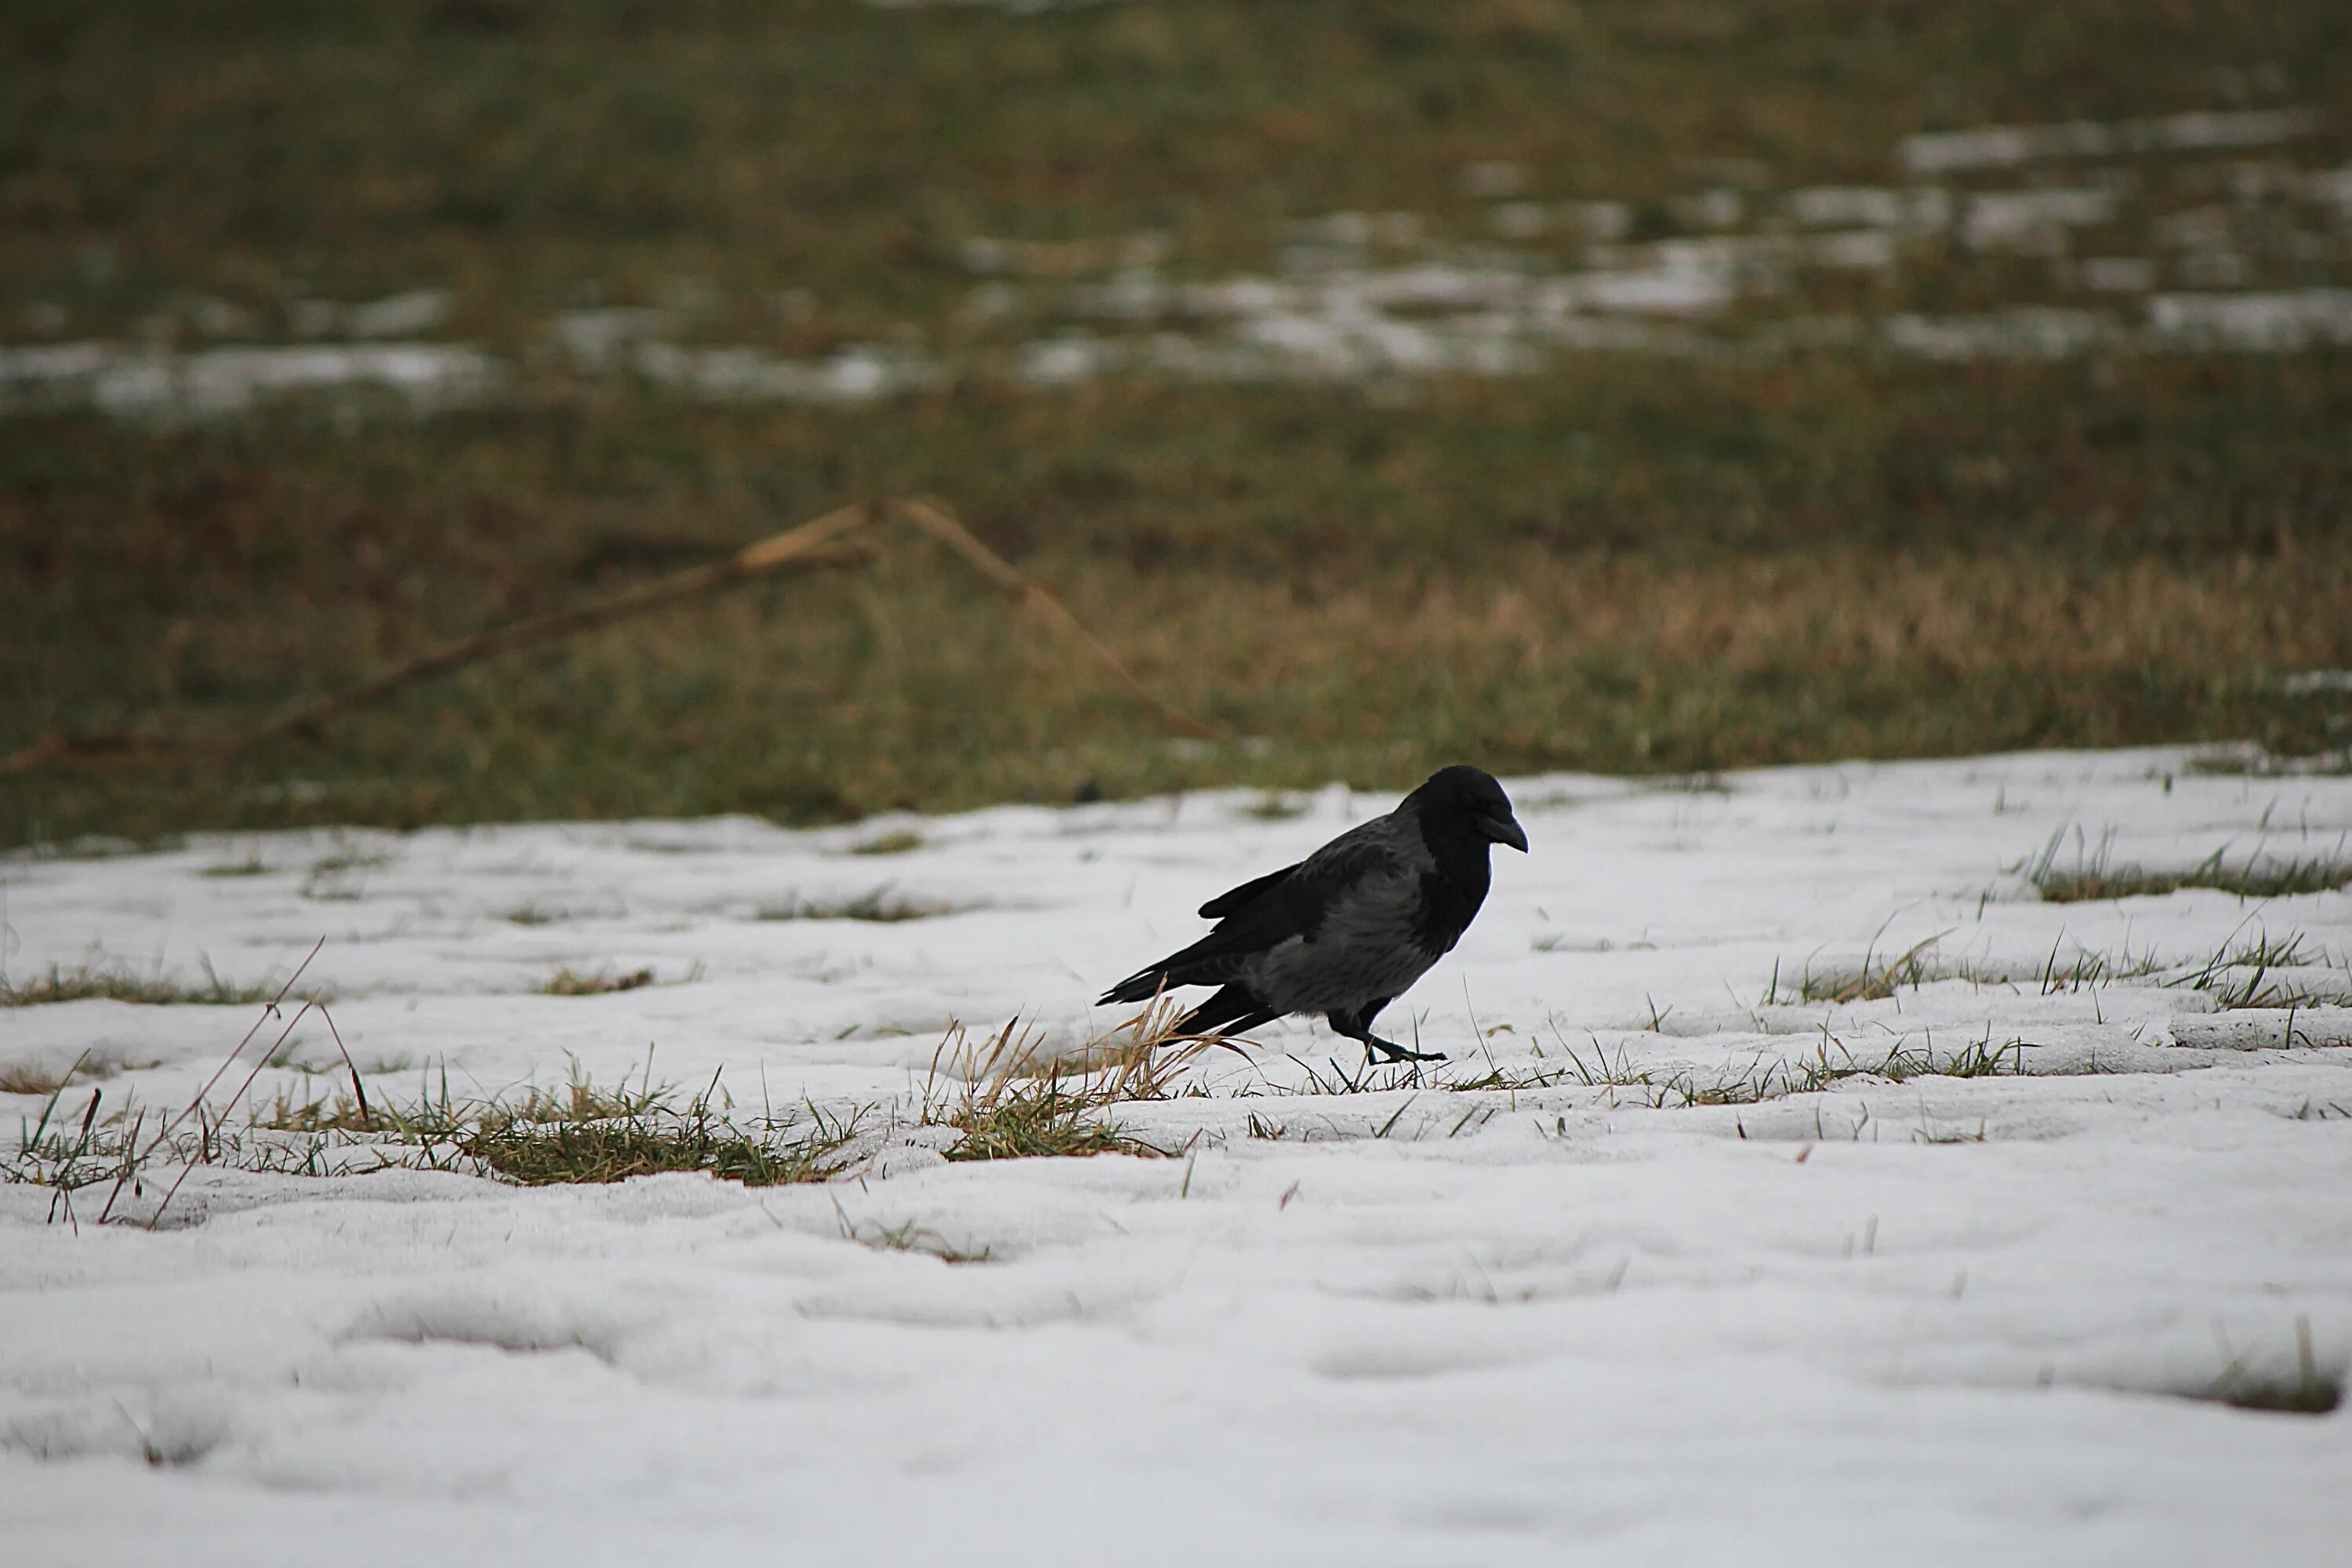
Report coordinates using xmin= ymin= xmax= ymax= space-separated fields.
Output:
xmin=1100 ymin=765 xmax=1529 ymax=1063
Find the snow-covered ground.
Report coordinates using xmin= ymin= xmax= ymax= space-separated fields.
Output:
xmin=5 ymin=746 xmax=2351 ymax=1563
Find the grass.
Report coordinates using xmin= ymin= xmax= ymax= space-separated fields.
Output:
xmin=13 ymin=1053 xmax=869 ymax=1202
xmin=455 ymin=1099 xmax=858 ymax=1187
xmin=848 ymin=832 xmax=925 ymax=858
xmin=199 ymin=855 xmax=270 ymax=877
xmin=2 ymin=2 xmax=2350 ymax=847
xmin=0 ymin=963 xmax=274 ymax=1007
xmin=1792 ymin=933 xmax=1946 ymax=1004
xmin=757 ymin=887 xmax=955 ymax=922
xmin=2034 ymin=838 xmax=2352 ymax=902
xmin=0 ymin=1061 xmax=78 ymax=1095
xmin=2194 ymin=1319 xmax=2343 ymax=1417
xmin=539 ymin=965 xmax=654 ymax=996
xmin=2 ymin=986 xmax=1201 ymax=1219
xmin=1446 ymin=1027 xmax=2035 ymax=1105
xmin=831 ymin=1204 xmax=994 ymax=1265
xmin=2173 ymin=929 xmax=2342 ymax=1009
xmin=916 ymin=1013 xmax=1206 ymax=1163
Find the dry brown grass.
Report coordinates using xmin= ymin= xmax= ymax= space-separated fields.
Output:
xmin=919 ymin=1004 xmax=1239 ymax=1161
xmin=539 ymin=967 xmax=655 ymax=996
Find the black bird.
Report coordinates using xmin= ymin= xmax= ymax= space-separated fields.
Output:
xmin=1100 ymin=765 xmax=1529 ymax=1064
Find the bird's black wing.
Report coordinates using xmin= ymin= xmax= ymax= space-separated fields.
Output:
xmin=1099 ymin=819 xmax=1414 ymax=1004
xmin=1198 ymin=861 xmax=1301 ymax=919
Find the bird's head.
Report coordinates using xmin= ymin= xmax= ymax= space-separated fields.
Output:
xmin=1409 ymin=764 xmax=1530 ymax=853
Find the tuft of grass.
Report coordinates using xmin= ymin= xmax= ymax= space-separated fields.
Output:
xmin=831 ymin=1198 xmax=993 ymax=1264
xmin=2011 ymin=938 xmax=2169 ymax=996
xmin=1447 ymin=1025 xmax=2034 ymax=1105
xmin=1 ymin=1060 xmax=79 ymax=1096
xmin=757 ymin=887 xmax=954 ymax=923
xmin=849 ymin=832 xmax=924 ymax=858
xmin=917 ymin=1010 xmax=1223 ymax=1163
xmin=539 ymin=966 xmax=654 ymax=996
xmin=457 ymin=1102 xmax=856 ymax=1188
xmin=1795 ymin=933 xmax=1946 ymax=1004
xmin=2197 ymin=1319 xmax=2342 ymax=1417
xmin=199 ymin=856 xmax=270 ymax=878
xmin=938 ymin=1081 xmax=1160 ymax=1162
xmin=309 ymin=851 xmax=393 ymax=877
xmin=2172 ymin=930 xmax=2343 ymax=1009
xmin=2032 ymin=832 xmax=2352 ymax=903
xmin=32 ymin=1054 xmax=869 ymax=1198
xmin=0 ymin=964 xmax=274 ymax=1008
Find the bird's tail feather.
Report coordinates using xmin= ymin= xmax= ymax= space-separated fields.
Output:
xmin=1098 ymin=967 xmax=1171 ymax=1007
xmin=1172 ymin=985 xmax=1279 ymax=1040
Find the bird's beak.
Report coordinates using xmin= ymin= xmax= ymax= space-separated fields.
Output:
xmin=1482 ymin=812 xmax=1530 ymax=853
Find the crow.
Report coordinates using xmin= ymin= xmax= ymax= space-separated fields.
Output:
xmin=1100 ymin=765 xmax=1529 ymax=1064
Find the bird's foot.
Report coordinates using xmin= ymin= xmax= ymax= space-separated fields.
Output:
xmin=1365 ymin=1038 xmax=1446 ymax=1065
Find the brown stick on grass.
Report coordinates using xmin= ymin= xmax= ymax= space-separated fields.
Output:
xmin=1 ymin=495 xmax=1217 ymax=774
xmin=0 ymin=503 xmax=875 ymax=775
xmin=896 ymin=495 xmax=1222 ymax=741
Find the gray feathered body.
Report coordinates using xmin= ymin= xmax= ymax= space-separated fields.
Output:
xmin=1100 ymin=766 xmax=1524 ymax=1058
xmin=1215 ymin=815 xmax=1466 ymax=1016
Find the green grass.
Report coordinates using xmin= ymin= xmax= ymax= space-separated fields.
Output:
xmin=936 ymin=1080 xmax=1165 ymax=1162
xmin=5 ymin=1011 xmax=1192 ymax=1210
xmin=6 ymin=1 xmax=2347 ymax=336
xmin=539 ymin=965 xmax=655 ymax=996
xmin=2197 ymin=1319 xmax=2343 ymax=1416
xmin=12 ymin=1053 xmax=869 ymax=1198
xmin=455 ymin=1103 xmax=855 ymax=1187
xmin=0 ymin=964 xmax=274 ymax=1007
xmin=3 ymin=1 xmax=2351 ymax=846
xmin=916 ymin=1013 xmax=1206 ymax=1161
xmin=1793 ymin=934 xmax=1946 ymax=1004
xmin=1446 ymin=1029 xmax=2036 ymax=1104
xmin=847 ymin=832 xmax=925 ymax=858
xmin=2176 ymin=930 xmax=2340 ymax=1009
xmin=8 ymin=361 xmax=2350 ymax=849
xmin=757 ymin=887 xmax=956 ymax=922
xmin=2036 ymin=849 xmax=2352 ymax=903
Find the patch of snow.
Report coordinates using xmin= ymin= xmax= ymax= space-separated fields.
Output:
xmin=1902 ymin=107 xmax=2322 ymax=175
xmin=2081 ymin=256 xmax=2158 ymax=292
xmin=1673 ymin=188 xmax=1745 ymax=230
xmin=2147 ymin=289 xmax=2352 ymax=351
xmin=630 ymin=341 xmax=946 ymax=404
xmin=548 ymin=307 xmax=676 ymax=367
xmin=1785 ymin=187 xmax=1953 ymax=231
xmin=4 ymin=749 xmax=2352 ymax=1559
xmin=1961 ymin=187 xmax=2122 ymax=250
xmin=290 ymin=289 xmax=452 ymax=339
xmin=0 ymin=340 xmax=501 ymax=421
xmin=1808 ymin=230 xmax=1900 ymax=270
xmin=1882 ymin=308 xmax=2116 ymax=359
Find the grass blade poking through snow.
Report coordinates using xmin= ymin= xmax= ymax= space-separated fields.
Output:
xmin=920 ymin=1003 xmax=1241 ymax=1162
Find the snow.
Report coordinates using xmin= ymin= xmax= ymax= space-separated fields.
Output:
xmin=2147 ymin=289 xmax=2352 ymax=351
xmin=4 ymin=746 xmax=2351 ymax=1559
xmin=1901 ymin=107 xmax=2321 ymax=175
xmin=1881 ymin=308 xmax=2117 ymax=359
xmin=0 ymin=342 xmax=501 ymax=421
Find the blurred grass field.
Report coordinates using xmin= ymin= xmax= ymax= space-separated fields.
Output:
xmin=5 ymin=0 xmax=2351 ymax=847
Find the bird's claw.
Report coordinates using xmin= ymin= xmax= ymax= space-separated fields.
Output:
xmin=1366 ymin=1040 xmax=1446 ymax=1065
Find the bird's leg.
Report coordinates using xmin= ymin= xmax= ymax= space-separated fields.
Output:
xmin=1364 ymin=1034 xmax=1446 ymax=1065
xmin=1330 ymin=1004 xmax=1446 ymax=1065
